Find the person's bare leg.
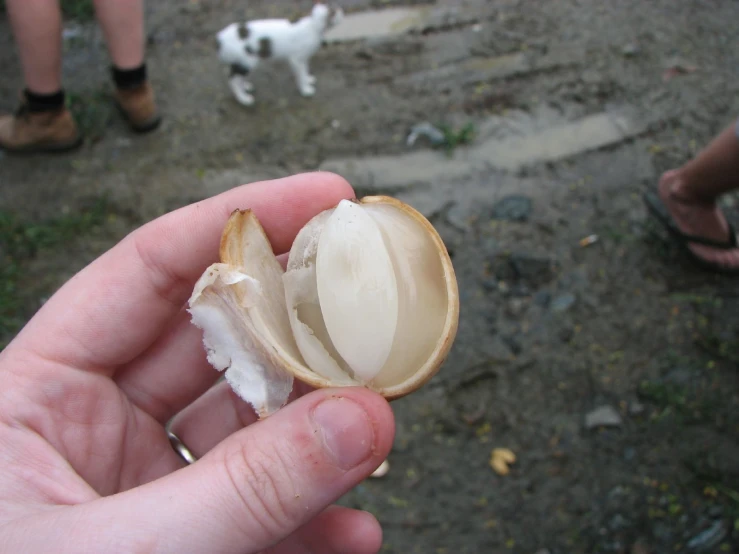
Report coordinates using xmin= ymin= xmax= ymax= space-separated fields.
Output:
xmin=658 ymin=119 xmax=739 ymax=269
xmin=5 ymin=0 xmax=63 ymax=94
xmin=92 ymin=0 xmax=160 ymax=132
xmin=93 ymin=0 xmax=145 ymax=70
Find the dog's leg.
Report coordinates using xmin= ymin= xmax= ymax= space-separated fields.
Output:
xmin=289 ymin=57 xmax=315 ymax=97
xmin=303 ymin=56 xmax=316 ymax=85
xmin=228 ymin=74 xmax=255 ymax=106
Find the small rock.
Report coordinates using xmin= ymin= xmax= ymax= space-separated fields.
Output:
xmin=503 ymin=335 xmax=522 ymax=355
xmin=610 ymin=513 xmax=628 ymax=530
xmin=585 ymin=405 xmax=623 ymax=429
xmin=481 ymin=277 xmax=498 ymax=293
xmin=446 ymin=203 xmax=472 ymax=232
xmin=533 ymin=290 xmax=551 ymax=307
xmin=551 ymin=292 xmax=576 ymax=312
xmin=509 ymin=253 xmax=555 ymax=285
xmin=652 ymin=522 xmax=672 ymax=542
xmin=629 ymin=400 xmax=645 ymax=415
xmin=491 ymin=195 xmax=533 ymax=222
xmin=665 ymin=368 xmax=691 ymax=384
xmin=630 ymin=540 xmax=651 ymax=554
xmin=406 ymin=121 xmax=446 ymax=147
xmin=506 ymin=298 xmax=527 ymax=317
xmin=621 ymin=43 xmax=640 ymax=57
xmin=62 ymin=25 xmax=83 ymax=40
xmin=558 ymin=325 xmax=574 ymax=343
xmin=686 ymin=520 xmax=726 ymax=551
xmin=623 ymin=447 xmax=636 ymax=461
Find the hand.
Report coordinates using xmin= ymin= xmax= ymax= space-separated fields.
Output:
xmin=0 ymin=173 xmax=395 ymax=553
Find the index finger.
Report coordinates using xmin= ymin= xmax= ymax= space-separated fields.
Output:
xmin=9 ymin=172 xmax=355 ymax=372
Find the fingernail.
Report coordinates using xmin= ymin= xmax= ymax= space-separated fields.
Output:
xmin=312 ymin=397 xmax=374 ymax=470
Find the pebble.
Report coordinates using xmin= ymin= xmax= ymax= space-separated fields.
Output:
xmin=446 ymin=203 xmax=472 ymax=232
xmin=551 ymin=292 xmax=576 ymax=312
xmin=506 ymin=298 xmax=527 ymax=317
xmin=534 ymin=289 xmax=551 ymax=307
xmin=686 ymin=520 xmax=726 ymax=551
xmin=629 ymin=400 xmax=645 ymax=415
xmin=491 ymin=195 xmax=533 ymax=222
xmin=623 ymin=447 xmax=636 ymax=461
xmin=585 ymin=405 xmax=623 ymax=429
xmin=509 ymin=253 xmax=555 ymax=285
xmin=609 ymin=513 xmax=628 ymax=530
xmin=652 ymin=522 xmax=672 ymax=542
xmin=665 ymin=368 xmax=691 ymax=384
xmin=558 ymin=325 xmax=574 ymax=343
xmin=481 ymin=277 xmax=498 ymax=293
xmin=621 ymin=43 xmax=640 ymax=57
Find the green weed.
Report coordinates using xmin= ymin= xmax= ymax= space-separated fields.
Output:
xmin=438 ymin=122 xmax=476 ymax=156
xmin=0 ymin=0 xmax=94 ymax=21
xmin=66 ymin=90 xmax=112 ymax=143
xmin=0 ymin=197 xmax=112 ymax=348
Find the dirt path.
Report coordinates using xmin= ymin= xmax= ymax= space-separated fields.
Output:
xmin=1 ymin=1 xmax=738 ymax=552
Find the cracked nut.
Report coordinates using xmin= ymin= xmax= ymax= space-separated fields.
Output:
xmin=188 ymin=196 xmax=459 ymax=417
xmin=490 ymin=448 xmax=517 ymax=475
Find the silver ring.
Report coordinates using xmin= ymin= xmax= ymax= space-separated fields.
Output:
xmin=167 ymin=430 xmax=198 ymax=465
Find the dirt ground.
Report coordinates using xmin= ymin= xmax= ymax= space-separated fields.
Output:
xmin=1 ymin=0 xmax=738 ymax=552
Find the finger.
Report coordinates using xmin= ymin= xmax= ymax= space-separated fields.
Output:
xmin=5 ymin=388 xmax=393 ymax=554
xmin=264 ymin=505 xmax=382 ymax=554
xmin=9 ymin=172 xmax=354 ymax=375
xmin=167 ymin=379 xmax=314 ymax=456
xmin=113 ymin=307 xmax=219 ymax=423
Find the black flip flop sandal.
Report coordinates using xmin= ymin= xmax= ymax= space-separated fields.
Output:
xmin=643 ymin=191 xmax=739 ymax=275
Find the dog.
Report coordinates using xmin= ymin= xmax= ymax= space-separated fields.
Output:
xmin=215 ymin=2 xmax=343 ymax=106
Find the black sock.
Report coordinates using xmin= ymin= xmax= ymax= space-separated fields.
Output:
xmin=24 ymin=89 xmax=65 ymax=112
xmin=111 ymin=63 xmax=147 ymax=90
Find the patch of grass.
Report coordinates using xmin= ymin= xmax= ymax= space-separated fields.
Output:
xmin=0 ymin=0 xmax=94 ymax=21
xmin=60 ymin=0 xmax=94 ymax=21
xmin=66 ymin=90 xmax=113 ymax=143
xmin=638 ymin=381 xmax=690 ymax=412
xmin=0 ymin=197 xmax=112 ymax=349
xmin=438 ymin=122 xmax=476 ymax=156
xmin=638 ymin=375 xmax=737 ymax=432
xmin=695 ymin=331 xmax=739 ymax=364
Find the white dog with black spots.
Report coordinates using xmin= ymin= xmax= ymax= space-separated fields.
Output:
xmin=216 ymin=2 xmax=343 ymax=106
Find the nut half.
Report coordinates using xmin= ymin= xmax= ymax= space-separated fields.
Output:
xmin=188 ymin=195 xmax=459 ymax=417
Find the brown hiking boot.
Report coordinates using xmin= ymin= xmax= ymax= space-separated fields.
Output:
xmin=0 ymin=103 xmax=82 ymax=154
xmin=114 ymin=81 xmax=161 ymax=133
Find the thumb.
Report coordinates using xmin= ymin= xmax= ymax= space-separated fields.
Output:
xmin=120 ymin=387 xmax=394 ymax=553
xmin=12 ymin=388 xmax=394 ymax=554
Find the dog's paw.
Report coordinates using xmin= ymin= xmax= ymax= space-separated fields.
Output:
xmin=235 ymin=92 xmax=256 ymax=106
xmin=306 ymin=75 xmax=317 ymax=86
xmin=242 ymin=80 xmax=255 ymax=92
xmin=300 ymin=83 xmax=316 ymax=97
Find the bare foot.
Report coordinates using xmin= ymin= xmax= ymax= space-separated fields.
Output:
xmin=658 ymin=169 xmax=739 ymax=270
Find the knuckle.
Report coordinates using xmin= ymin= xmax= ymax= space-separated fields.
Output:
xmin=221 ymin=436 xmax=302 ymax=540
